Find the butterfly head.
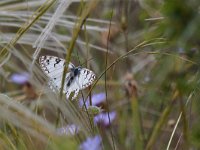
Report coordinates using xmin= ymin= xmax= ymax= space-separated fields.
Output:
xmin=74 ymin=66 xmax=82 ymax=76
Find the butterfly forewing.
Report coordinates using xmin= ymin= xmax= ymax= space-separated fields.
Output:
xmin=39 ymin=56 xmax=69 ymax=90
xmin=39 ymin=56 xmax=74 ymax=75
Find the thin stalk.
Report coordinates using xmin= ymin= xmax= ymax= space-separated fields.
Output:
xmin=145 ymin=90 xmax=179 ymax=150
xmin=179 ymin=96 xmax=189 ymax=148
xmin=0 ymin=130 xmax=17 ymax=150
xmin=131 ymin=96 xmax=144 ymax=150
xmin=60 ymin=0 xmax=100 ymax=98
xmin=104 ymin=3 xmax=116 ymax=150
xmin=82 ymin=1 xmax=92 ymax=107
xmin=58 ymin=0 xmax=100 ymax=131
xmin=167 ymin=92 xmax=194 ymax=149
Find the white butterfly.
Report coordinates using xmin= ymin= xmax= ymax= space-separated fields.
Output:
xmin=39 ymin=56 xmax=96 ymax=100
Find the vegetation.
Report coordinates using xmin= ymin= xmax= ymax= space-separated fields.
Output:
xmin=0 ymin=0 xmax=200 ymax=149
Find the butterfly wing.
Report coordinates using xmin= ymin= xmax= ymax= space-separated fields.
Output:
xmin=39 ymin=56 xmax=96 ymax=100
xmin=39 ymin=56 xmax=75 ymax=74
xmin=78 ymin=68 xmax=96 ymax=90
xmin=65 ymin=68 xmax=96 ymax=99
xmin=39 ymin=55 xmax=74 ymax=92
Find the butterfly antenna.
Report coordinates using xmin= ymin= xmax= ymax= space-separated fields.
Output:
xmin=80 ymin=57 xmax=94 ymax=66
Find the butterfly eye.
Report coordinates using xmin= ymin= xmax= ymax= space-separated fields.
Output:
xmin=78 ymin=67 xmax=82 ymax=71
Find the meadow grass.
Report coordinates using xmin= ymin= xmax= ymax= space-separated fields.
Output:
xmin=0 ymin=0 xmax=200 ymax=150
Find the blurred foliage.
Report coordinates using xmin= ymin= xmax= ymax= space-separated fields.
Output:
xmin=0 ymin=0 xmax=200 ymax=149
xmin=48 ymin=137 xmax=78 ymax=150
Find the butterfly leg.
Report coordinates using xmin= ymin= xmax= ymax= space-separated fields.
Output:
xmin=65 ymin=89 xmax=79 ymax=100
xmin=65 ymin=91 xmax=71 ymax=100
xmin=72 ymin=89 xmax=79 ymax=100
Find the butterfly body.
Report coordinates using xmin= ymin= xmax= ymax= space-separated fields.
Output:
xmin=66 ymin=66 xmax=81 ymax=87
xmin=39 ymin=56 xmax=95 ymax=100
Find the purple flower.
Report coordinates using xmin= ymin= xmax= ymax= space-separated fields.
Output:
xmin=94 ymin=111 xmax=116 ymax=126
xmin=56 ymin=124 xmax=79 ymax=136
xmin=10 ymin=72 xmax=29 ymax=84
xmin=79 ymin=93 xmax=106 ymax=108
xmin=80 ymin=135 xmax=102 ymax=150
xmin=79 ymin=93 xmax=117 ymax=127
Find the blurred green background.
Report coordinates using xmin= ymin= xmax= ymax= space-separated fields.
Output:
xmin=0 ymin=0 xmax=200 ymax=149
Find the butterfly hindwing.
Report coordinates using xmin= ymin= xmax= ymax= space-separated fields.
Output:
xmin=78 ymin=68 xmax=96 ymax=89
xmin=64 ymin=68 xmax=96 ymax=99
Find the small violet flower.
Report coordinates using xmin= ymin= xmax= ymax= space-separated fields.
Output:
xmin=56 ymin=124 xmax=79 ymax=136
xmin=80 ymin=135 xmax=102 ymax=150
xmin=79 ymin=92 xmax=106 ymax=108
xmin=94 ymin=111 xmax=116 ymax=126
xmin=10 ymin=72 xmax=29 ymax=84
xmin=79 ymin=93 xmax=116 ymax=126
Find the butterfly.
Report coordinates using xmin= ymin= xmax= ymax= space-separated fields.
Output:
xmin=39 ymin=55 xmax=96 ymax=100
